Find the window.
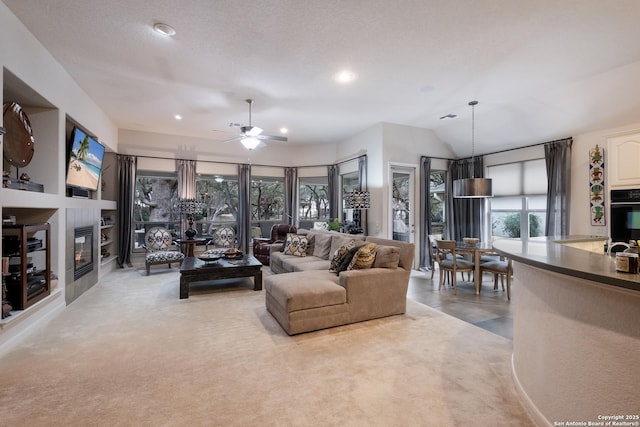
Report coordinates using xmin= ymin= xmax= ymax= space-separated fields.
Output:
xmin=487 ymin=159 xmax=547 ymax=238
xmin=133 ymin=172 xmax=179 ymax=249
xmin=429 ymin=170 xmax=446 ymax=236
xmin=250 ymin=176 xmax=284 ymax=221
xmin=341 ymin=171 xmax=360 ymax=229
xmin=298 ymin=176 xmax=329 ymax=221
xmin=195 ymin=175 xmax=239 ymax=237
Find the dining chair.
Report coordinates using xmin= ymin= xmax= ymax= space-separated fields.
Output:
xmin=435 ymin=240 xmax=475 ymax=295
xmin=479 ymin=256 xmax=513 ymax=300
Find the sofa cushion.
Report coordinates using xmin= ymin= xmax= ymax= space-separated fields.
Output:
xmin=265 ymin=271 xmax=345 ymax=312
xmin=293 ymin=259 xmax=331 ymax=272
xmin=329 ymin=235 xmax=365 ymax=257
xmin=283 ymin=233 xmax=308 ymax=257
xmin=348 ymin=243 xmax=377 ymax=270
xmin=372 ymin=245 xmax=401 ymax=269
xmin=312 ymin=232 xmax=333 ymax=259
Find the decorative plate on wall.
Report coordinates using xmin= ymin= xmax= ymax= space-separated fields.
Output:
xmin=2 ymin=102 xmax=35 ymax=168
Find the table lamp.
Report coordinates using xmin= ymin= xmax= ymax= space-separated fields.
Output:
xmin=177 ymin=198 xmax=202 ymax=239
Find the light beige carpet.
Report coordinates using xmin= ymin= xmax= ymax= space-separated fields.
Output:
xmin=0 ymin=268 xmax=535 ymax=426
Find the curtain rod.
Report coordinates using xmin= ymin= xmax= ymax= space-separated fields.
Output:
xmin=421 ymin=155 xmax=456 ymax=161
xmin=119 ymin=153 xmax=366 ymax=169
xmin=456 ymin=136 xmax=573 ymax=160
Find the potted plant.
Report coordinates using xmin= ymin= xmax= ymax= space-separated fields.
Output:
xmin=327 ymin=218 xmax=342 ymax=231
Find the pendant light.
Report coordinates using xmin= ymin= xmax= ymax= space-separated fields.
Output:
xmin=453 ymin=100 xmax=493 ymax=198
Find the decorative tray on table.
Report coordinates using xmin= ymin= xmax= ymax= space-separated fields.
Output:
xmin=198 ymin=251 xmax=223 ymax=263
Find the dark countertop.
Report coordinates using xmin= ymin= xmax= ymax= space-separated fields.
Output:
xmin=492 ymin=235 xmax=640 ymax=293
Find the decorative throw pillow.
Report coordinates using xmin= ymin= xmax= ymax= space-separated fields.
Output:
xmin=329 ymin=240 xmax=357 ymax=272
xmin=283 ymin=233 xmax=308 ymax=257
xmin=335 ymin=246 xmax=361 ymax=275
xmin=372 ymin=245 xmax=401 ymax=269
xmin=348 ymin=243 xmax=377 ymax=270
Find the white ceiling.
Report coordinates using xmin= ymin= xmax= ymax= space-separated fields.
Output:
xmin=4 ymin=0 xmax=640 ymax=157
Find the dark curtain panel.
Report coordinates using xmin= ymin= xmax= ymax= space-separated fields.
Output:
xmin=545 ymin=138 xmax=573 ymax=236
xmin=284 ymin=167 xmax=297 ymax=225
xmin=176 ymin=159 xmax=196 ymax=199
xmin=237 ymin=164 xmax=251 ymax=253
xmin=327 ymin=164 xmax=340 ymax=220
xmin=419 ymin=156 xmax=432 ymax=270
xmin=358 ymin=155 xmax=368 ymax=234
xmin=446 ymin=157 xmax=484 ymax=242
xmin=116 ymin=155 xmax=137 ymax=268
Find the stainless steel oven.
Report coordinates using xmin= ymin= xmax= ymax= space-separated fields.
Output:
xmin=610 ymin=189 xmax=640 ymax=245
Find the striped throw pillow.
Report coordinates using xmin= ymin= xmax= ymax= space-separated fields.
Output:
xmin=348 ymin=243 xmax=377 ymax=270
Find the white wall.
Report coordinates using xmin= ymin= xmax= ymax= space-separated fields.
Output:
xmin=118 ymin=129 xmax=337 ymax=167
xmin=337 ymin=122 xmax=457 ymax=239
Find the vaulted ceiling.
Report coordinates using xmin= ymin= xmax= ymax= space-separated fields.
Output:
xmin=4 ymin=0 xmax=640 ymax=157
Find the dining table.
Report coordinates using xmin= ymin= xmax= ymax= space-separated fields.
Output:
xmin=454 ymin=241 xmax=495 ymax=294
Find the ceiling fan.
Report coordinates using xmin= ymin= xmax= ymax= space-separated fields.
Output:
xmin=224 ymin=99 xmax=288 ymax=150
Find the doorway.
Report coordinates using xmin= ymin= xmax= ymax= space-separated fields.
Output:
xmin=389 ymin=165 xmax=415 ymax=244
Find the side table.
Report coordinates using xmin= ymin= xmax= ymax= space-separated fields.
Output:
xmin=176 ymin=238 xmax=206 ymax=257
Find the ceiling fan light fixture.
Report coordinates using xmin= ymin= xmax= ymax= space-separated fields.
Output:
xmin=241 ymin=137 xmax=260 ymax=150
xmin=453 ymin=100 xmax=493 ymax=198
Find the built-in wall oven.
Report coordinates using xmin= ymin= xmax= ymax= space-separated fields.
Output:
xmin=610 ymin=189 xmax=640 ymax=245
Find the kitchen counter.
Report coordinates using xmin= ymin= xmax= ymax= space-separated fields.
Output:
xmin=493 ymin=235 xmax=640 ymax=292
xmin=492 ymin=235 xmax=639 ymax=427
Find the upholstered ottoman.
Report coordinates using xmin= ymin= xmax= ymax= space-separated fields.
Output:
xmin=265 ymin=270 xmax=349 ymax=335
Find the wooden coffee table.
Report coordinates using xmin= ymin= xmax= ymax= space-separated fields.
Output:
xmin=179 ymin=255 xmax=263 ymax=299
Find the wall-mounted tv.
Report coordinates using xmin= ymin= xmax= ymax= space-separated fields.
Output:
xmin=65 ymin=127 xmax=106 ymax=191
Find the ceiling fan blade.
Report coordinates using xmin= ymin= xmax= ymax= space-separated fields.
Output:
xmin=221 ymin=136 xmax=242 ymax=144
xmin=245 ymin=126 xmax=263 ymax=137
xmin=257 ymin=134 xmax=288 ymax=142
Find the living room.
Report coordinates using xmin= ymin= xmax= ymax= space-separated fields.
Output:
xmin=2 ymin=2 xmax=640 ymax=425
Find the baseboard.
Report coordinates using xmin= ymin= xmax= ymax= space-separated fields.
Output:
xmin=511 ymin=353 xmax=551 ymax=427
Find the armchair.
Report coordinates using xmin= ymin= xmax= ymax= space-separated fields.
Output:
xmin=253 ymin=224 xmax=297 ymax=265
xmin=143 ymin=227 xmax=185 ymax=275
xmin=206 ymin=226 xmax=236 ymax=251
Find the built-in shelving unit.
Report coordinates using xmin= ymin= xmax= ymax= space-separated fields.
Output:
xmin=1 ymin=68 xmax=117 ymax=342
xmin=1 ymin=223 xmax=51 ymax=310
xmin=100 ymin=209 xmax=118 ymax=274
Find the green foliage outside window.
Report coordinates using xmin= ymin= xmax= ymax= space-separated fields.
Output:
xmin=499 ymin=213 xmax=542 ymax=238
xmin=251 ymin=179 xmax=284 ymax=221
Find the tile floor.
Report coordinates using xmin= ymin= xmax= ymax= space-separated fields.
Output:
xmin=406 ymin=268 xmax=513 ymax=340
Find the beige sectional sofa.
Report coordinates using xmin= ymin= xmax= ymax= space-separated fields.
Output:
xmin=265 ymin=230 xmax=415 ymax=335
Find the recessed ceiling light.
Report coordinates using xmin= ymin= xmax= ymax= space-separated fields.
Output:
xmin=174 ymin=114 xmax=182 ymax=120
xmin=280 ymin=127 xmax=288 ymax=134
xmin=153 ymin=23 xmax=176 ymax=37
xmin=335 ymin=70 xmax=356 ymax=84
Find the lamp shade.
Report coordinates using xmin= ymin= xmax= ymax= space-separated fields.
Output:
xmin=453 ymin=178 xmax=493 ymax=198
xmin=177 ymin=198 xmax=202 ymax=215
xmin=344 ymin=191 xmax=371 ymax=209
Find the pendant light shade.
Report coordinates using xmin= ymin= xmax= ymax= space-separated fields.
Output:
xmin=453 ymin=101 xmax=493 ymax=198
xmin=453 ymin=177 xmax=493 ymax=198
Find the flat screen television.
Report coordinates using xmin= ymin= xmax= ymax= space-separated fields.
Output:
xmin=65 ymin=127 xmax=106 ymax=191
